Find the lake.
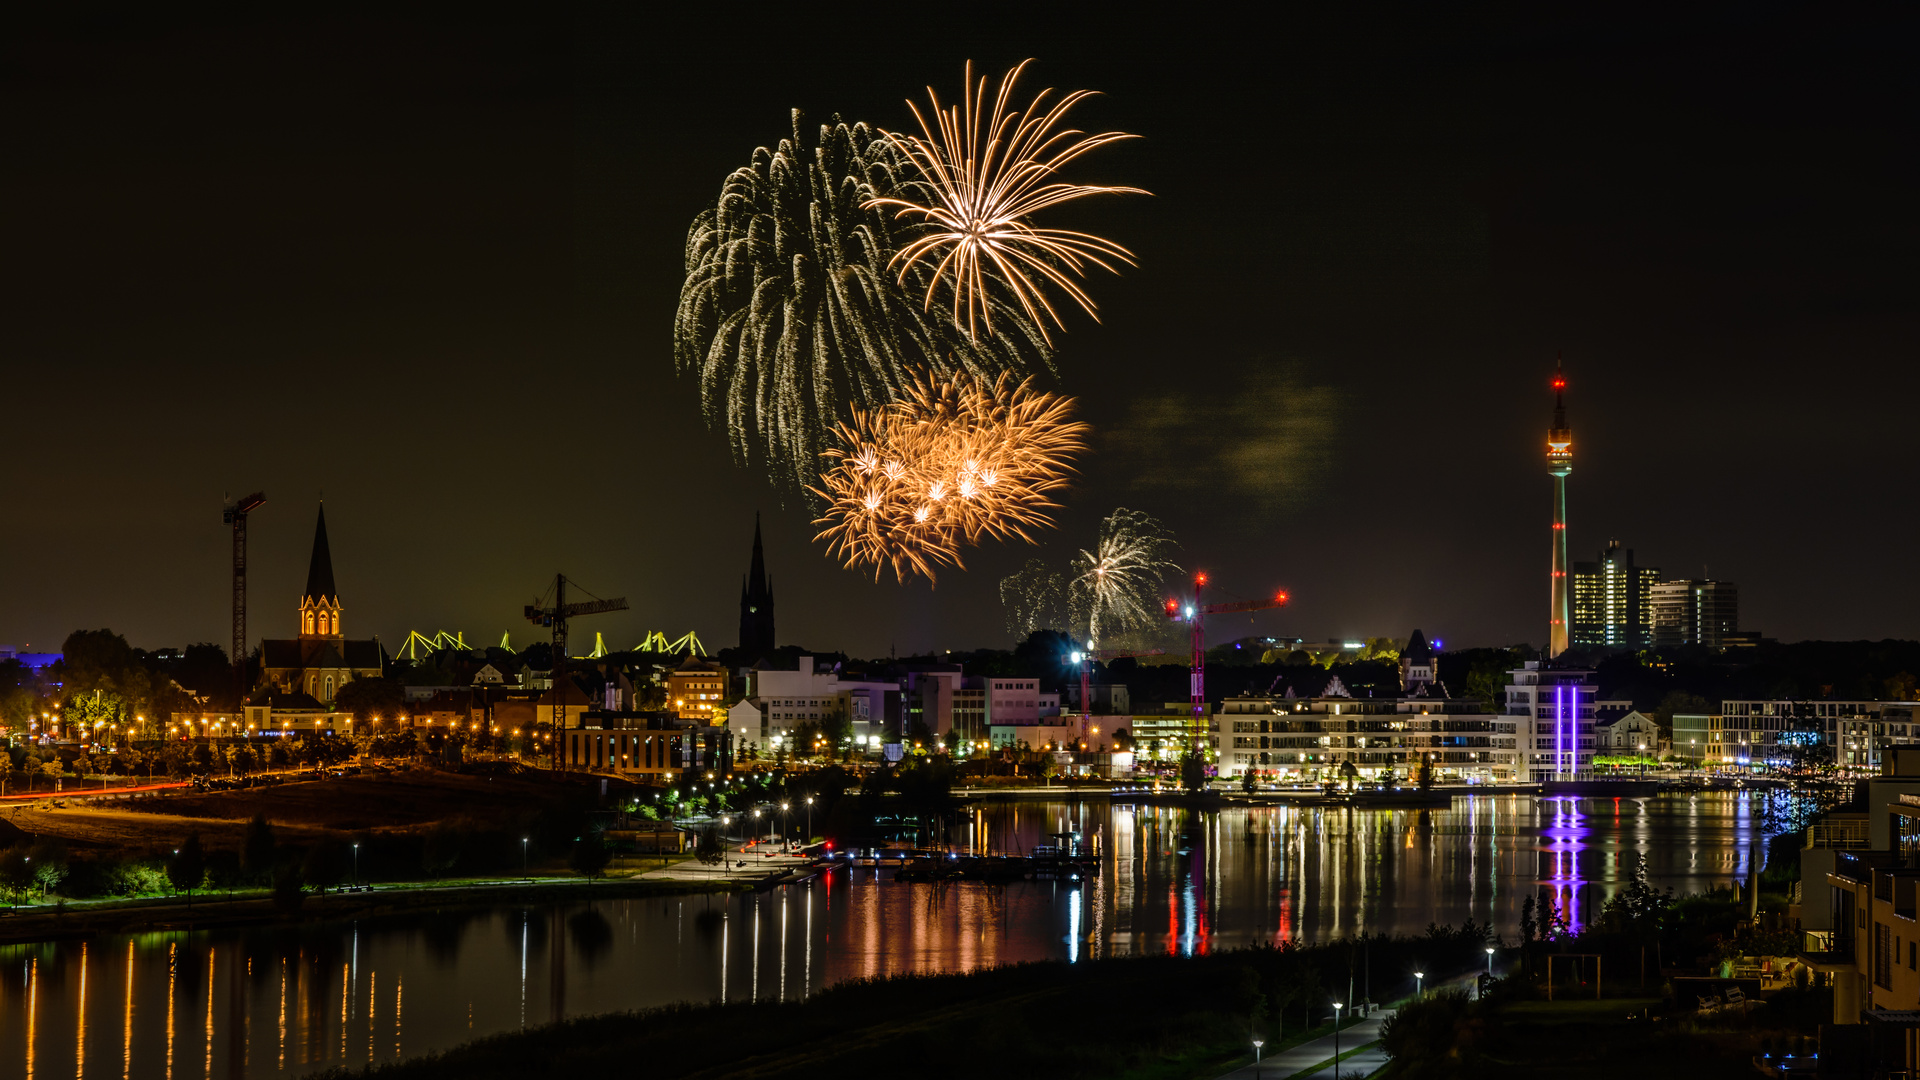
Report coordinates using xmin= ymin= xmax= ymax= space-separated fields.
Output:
xmin=0 ymin=791 xmax=1773 ymax=1078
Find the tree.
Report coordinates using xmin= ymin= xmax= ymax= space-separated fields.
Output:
xmin=421 ymin=824 xmax=461 ymax=877
xmin=301 ymin=842 xmax=347 ymax=894
xmin=0 ymin=844 xmax=32 ymax=904
xmin=695 ymin=825 xmax=724 ymax=870
xmin=243 ymin=814 xmax=277 ymax=882
xmin=25 ymin=839 xmax=68 ymax=901
xmin=569 ymin=835 xmax=613 ymax=883
xmin=169 ymin=834 xmax=206 ymax=906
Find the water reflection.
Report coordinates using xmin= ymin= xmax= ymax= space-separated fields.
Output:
xmin=0 ymin=793 xmax=1770 ymax=1078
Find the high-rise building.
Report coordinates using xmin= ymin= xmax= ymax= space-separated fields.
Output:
xmin=1571 ymin=540 xmax=1661 ymax=648
xmin=1650 ymin=579 xmax=1739 ymax=649
xmin=1546 ymin=359 xmax=1573 ymax=657
xmin=738 ymin=513 xmax=776 ymax=657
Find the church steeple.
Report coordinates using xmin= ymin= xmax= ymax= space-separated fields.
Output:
xmin=299 ymin=504 xmax=342 ymax=639
xmin=738 ymin=513 xmax=776 ymax=657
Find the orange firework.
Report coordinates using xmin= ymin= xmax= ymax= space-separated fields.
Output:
xmin=868 ymin=60 xmax=1147 ymax=342
xmin=811 ymin=370 xmax=1089 ymax=583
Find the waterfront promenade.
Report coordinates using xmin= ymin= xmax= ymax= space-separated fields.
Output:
xmin=1216 ymin=1009 xmax=1391 ymax=1080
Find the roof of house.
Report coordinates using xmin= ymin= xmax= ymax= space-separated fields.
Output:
xmin=1402 ymin=629 xmax=1434 ymax=664
xmin=261 ymin=638 xmax=384 ymax=670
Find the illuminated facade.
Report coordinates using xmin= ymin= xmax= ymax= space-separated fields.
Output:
xmin=667 ymin=656 xmax=729 ymax=724
xmin=1571 ymin=540 xmax=1660 ymax=649
xmin=257 ymin=504 xmax=382 ymax=705
xmin=1219 ymin=694 xmax=1516 ymax=782
xmin=1546 ymin=359 xmax=1573 ymax=658
xmin=1506 ymin=661 xmax=1595 ymax=782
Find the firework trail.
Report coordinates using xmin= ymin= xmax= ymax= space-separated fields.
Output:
xmin=869 ymin=60 xmax=1147 ymax=342
xmin=1001 ymin=557 xmax=1067 ymax=639
xmin=675 ymin=112 xmax=1051 ymax=491
xmin=811 ymin=369 xmax=1088 ymax=583
xmin=1071 ymin=508 xmax=1181 ymax=644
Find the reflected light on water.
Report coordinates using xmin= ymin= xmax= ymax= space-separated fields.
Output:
xmin=0 ymin=793 xmax=1773 ymax=1079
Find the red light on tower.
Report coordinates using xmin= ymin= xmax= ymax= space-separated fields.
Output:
xmin=1164 ymin=598 xmax=1179 ymax=617
xmin=1275 ymin=590 xmax=1290 ymax=605
xmin=1195 ymin=571 xmax=1208 ymax=586
xmin=1552 ymin=376 xmax=1565 ymax=390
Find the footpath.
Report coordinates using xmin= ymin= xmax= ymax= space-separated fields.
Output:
xmin=1216 ymin=1009 xmax=1392 ymax=1080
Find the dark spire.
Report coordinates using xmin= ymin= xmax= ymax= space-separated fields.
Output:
xmin=1403 ymin=629 xmax=1433 ymax=663
xmin=748 ymin=511 xmax=768 ymax=598
xmin=304 ymin=504 xmax=337 ymax=602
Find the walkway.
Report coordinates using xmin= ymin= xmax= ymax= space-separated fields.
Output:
xmin=1216 ymin=1009 xmax=1392 ymax=1080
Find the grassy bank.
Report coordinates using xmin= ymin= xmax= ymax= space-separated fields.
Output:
xmin=313 ymin=932 xmax=1497 ymax=1080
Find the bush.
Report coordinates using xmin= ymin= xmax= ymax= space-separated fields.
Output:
xmin=1379 ymin=988 xmax=1487 ymax=1078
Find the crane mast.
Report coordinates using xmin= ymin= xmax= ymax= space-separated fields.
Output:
xmin=525 ymin=574 xmax=629 ymax=772
xmin=222 ymin=491 xmax=265 ymax=703
xmin=1166 ymin=572 xmax=1290 ymax=764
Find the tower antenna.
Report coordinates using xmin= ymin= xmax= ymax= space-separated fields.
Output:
xmin=1546 ymin=355 xmax=1573 ymax=658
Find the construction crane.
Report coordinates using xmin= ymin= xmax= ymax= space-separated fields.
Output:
xmin=524 ymin=574 xmax=628 ymax=771
xmin=1165 ymin=571 xmax=1290 ymax=759
xmin=1067 ymin=644 xmax=1164 ymax=744
xmin=221 ymin=491 xmax=266 ymax=700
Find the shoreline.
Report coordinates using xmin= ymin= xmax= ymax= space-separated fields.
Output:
xmin=0 ymin=872 xmax=752 ymax=945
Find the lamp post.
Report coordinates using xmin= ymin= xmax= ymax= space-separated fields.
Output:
xmin=1331 ymin=1003 xmax=1343 ymax=1080
xmin=352 ymin=842 xmax=360 ymax=888
xmin=521 ymin=837 xmax=529 ymax=880
xmin=805 ymin=795 xmax=814 ymax=845
xmin=1415 ymin=971 xmax=1425 ymax=999
xmin=1485 ymin=946 xmax=1495 ymax=975
xmin=1252 ymin=1038 xmax=1264 ymax=1070
xmin=721 ymin=816 xmax=732 ymax=873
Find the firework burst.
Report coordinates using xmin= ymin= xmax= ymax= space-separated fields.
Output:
xmin=675 ymin=112 xmax=1050 ymax=492
xmin=811 ymin=369 xmax=1088 ymax=583
xmin=1071 ymin=508 xmax=1181 ymax=644
xmin=869 ymin=60 xmax=1147 ymax=342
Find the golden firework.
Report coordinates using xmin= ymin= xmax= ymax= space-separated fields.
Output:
xmin=868 ymin=60 xmax=1147 ymax=342
xmin=811 ymin=370 xmax=1089 ymax=583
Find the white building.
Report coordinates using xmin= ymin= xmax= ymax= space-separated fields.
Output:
xmin=1217 ymin=692 xmax=1515 ymax=782
xmin=1506 ymin=662 xmax=1596 ymax=782
xmin=731 ymin=655 xmax=903 ymax=754
xmin=1594 ymin=709 xmax=1663 ymax=755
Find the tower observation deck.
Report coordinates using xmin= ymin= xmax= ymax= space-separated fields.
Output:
xmin=1547 ymin=358 xmax=1573 ymax=658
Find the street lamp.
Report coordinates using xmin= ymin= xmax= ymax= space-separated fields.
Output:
xmin=1414 ymin=971 xmax=1425 ymax=998
xmin=1331 ymin=1003 xmax=1343 ymax=1080
xmin=352 ymin=842 xmax=360 ymax=887
xmin=521 ymin=837 xmax=529 ymax=880
xmin=805 ymin=795 xmax=814 ymax=844
xmin=1252 ymin=1039 xmax=1264 ymax=1067
xmin=1485 ymin=946 xmax=1495 ymax=975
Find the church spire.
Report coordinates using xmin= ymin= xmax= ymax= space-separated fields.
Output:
xmin=304 ymin=504 xmax=337 ymax=603
xmin=739 ymin=512 xmax=776 ymax=657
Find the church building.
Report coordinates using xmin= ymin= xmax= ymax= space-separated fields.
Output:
xmin=258 ymin=504 xmax=384 ymax=703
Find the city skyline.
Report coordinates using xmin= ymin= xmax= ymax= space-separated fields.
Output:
xmin=1 ymin=9 xmax=1913 ymax=658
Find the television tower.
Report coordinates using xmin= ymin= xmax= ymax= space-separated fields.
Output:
xmin=1546 ymin=357 xmax=1573 ymax=658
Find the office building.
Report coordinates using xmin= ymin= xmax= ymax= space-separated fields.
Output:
xmin=1650 ymin=579 xmax=1740 ymax=649
xmin=1571 ymin=540 xmax=1661 ymax=649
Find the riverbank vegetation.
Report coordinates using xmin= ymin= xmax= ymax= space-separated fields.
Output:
xmin=315 ymin=927 xmax=1500 ymax=1080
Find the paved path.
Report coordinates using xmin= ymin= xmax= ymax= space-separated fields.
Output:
xmin=1216 ymin=1010 xmax=1391 ymax=1080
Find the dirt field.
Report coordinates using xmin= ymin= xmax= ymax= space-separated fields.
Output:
xmin=0 ymin=768 xmax=606 ymax=853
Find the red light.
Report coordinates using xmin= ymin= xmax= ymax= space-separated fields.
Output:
xmin=1275 ymin=590 xmax=1290 ymax=604
xmin=1195 ymin=572 xmax=1208 ymax=586
xmin=1165 ymin=599 xmax=1178 ymax=614
xmin=1552 ymin=377 xmax=1565 ymax=390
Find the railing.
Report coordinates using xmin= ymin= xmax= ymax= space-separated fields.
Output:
xmin=1811 ymin=819 xmax=1873 ymax=848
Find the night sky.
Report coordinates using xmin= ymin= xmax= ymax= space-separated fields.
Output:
xmin=3 ymin=8 xmax=1914 ymax=660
